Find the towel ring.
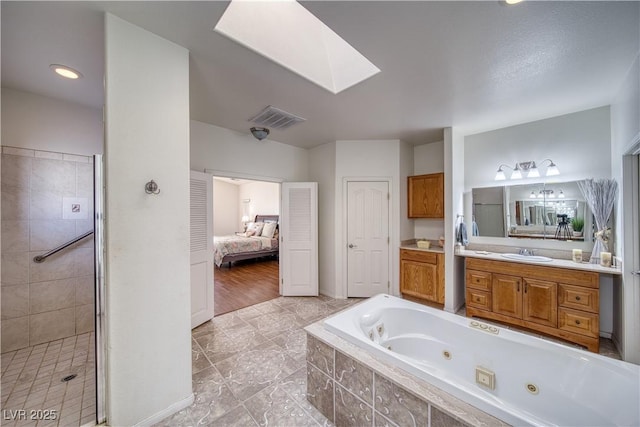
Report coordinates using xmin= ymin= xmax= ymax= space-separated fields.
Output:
xmin=145 ymin=180 xmax=160 ymax=195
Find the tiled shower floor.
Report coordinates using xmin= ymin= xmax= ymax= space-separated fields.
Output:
xmin=1 ymin=332 xmax=96 ymax=427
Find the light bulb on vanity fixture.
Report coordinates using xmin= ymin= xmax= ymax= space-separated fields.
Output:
xmin=494 ymin=159 xmax=560 ymax=181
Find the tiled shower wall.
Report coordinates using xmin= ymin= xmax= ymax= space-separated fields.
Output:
xmin=1 ymin=147 xmax=95 ymax=353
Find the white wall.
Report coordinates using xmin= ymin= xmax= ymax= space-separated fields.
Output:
xmin=413 ymin=141 xmax=445 ymax=239
xmin=399 ymin=140 xmax=414 ymax=242
xmin=308 ymin=142 xmax=337 ymax=297
xmin=104 ymin=14 xmax=192 ymax=426
xmin=1 ymin=88 xmax=103 ymax=156
xmin=190 ymin=120 xmax=308 ymax=182
xmin=464 ymin=106 xmax=612 ymax=189
xmin=239 ymin=181 xmax=280 ymax=221
xmin=611 ymin=50 xmax=640 ymax=363
xmin=334 ymin=140 xmax=402 ymax=298
xmin=213 ymin=179 xmax=239 ymax=236
xmin=444 ymin=129 xmax=466 ymax=313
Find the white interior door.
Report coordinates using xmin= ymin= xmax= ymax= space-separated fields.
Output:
xmin=347 ymin=181 xmax=390 ymax=297
xmin=280 ymin=182 xmax=318 ymax=296
xmin=190 ymin=171 xmax=214 ymax=328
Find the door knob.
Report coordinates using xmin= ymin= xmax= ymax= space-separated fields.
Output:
xmin=348 ymin=244 xmax=357 ymax=248
xmin=632 ymin=271 xmax=640 ymax=276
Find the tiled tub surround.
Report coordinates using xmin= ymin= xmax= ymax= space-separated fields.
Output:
xmin=1 ymin=147 xmax=95 ymax=353
xmin=310 ymin=295 xmax=639 ymax=427
xmin=306 ymin=326 xmax=502 ymax=427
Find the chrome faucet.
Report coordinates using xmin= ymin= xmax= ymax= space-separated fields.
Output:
xmin=518 ymin=248 xmax=535 ymax=256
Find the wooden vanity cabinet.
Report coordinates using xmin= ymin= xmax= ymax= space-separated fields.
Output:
xmin=400 ymin=249 xmax=444 ymax=304
xmin=465 ymin=257 xmax=599 ymax=352
xmin=408 ymin=173 xmax=444 ymax=218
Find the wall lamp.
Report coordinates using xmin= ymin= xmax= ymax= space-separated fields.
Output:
xmin=495 ymin=159 xmax=559 ymax=181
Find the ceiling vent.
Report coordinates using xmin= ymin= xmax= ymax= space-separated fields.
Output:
xmin=248 ymin=105 xmax=306 ymax=130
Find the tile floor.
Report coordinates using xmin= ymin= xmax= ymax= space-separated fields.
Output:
xmin=155 ymin=295 xmax=362 ymax=427
xmin=0 ymin=332 xmax=96 ymax=427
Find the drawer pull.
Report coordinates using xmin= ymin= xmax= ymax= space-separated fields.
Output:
xmin=575 ymin=320 xmax=581 ymax=325
xmin=475 ymin=297 xmax=481 ymax=302
xmin=575 ymin=296 xmax=582 ymax=301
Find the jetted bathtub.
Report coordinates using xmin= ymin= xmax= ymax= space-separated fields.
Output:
xmin=323 ymin=294 xmax=639 ymax=427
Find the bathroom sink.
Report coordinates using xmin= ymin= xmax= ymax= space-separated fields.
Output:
xmin=501 ymin=253 xmax=553 ymax=262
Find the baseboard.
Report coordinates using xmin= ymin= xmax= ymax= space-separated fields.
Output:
xmin=599 ymin=331 xmax=612 ymax=339
xmin=133 ymin=393 xmax=194 ymax=427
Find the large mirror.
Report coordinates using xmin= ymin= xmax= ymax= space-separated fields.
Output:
xmin=471 ymin=181 xmax=593 ymax=241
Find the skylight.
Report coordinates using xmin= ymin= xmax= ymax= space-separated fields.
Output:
xmin=214 ymin=0 xmax=380 ymax=94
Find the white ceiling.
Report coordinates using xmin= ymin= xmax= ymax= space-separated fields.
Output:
xmin=2 ymin=1 xmax=638 ymax=149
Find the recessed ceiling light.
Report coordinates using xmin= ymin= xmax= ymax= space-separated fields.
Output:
xmin=505 ymin=0 xmax=523 ymax=4
xmin=214 ymin=0 xmax=380 ymax=94
xmin=50 ymin=64 xmax=83 ymax=80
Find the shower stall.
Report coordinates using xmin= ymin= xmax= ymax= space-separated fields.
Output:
xmin=1 ymin=148 xmax=104 ymax=426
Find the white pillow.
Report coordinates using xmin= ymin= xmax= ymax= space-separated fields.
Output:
xmin=261 ymin=222 xmax=277 ymax=238
xmin=247 ymin=221 xmax=264 ymax=236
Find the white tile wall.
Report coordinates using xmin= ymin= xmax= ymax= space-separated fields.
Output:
xmin=1 ymin=148 xmax=95 ymax=353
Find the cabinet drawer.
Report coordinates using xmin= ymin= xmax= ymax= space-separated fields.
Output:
xmin=466 ymin=289 xmax=492 ymax=311
xmin=558 ymin=308 xmax=599 ymax=338
xmin=558 ymin=284 xmax=599 ymax=313
xmin=466 ymin=269 xmax=492 ymax=291
xmin=400 ymin=249 xmax=437 ymax=264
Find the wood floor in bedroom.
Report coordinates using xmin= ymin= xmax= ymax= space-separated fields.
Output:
xmin=214 ymin=259 xmax=280 ymax=316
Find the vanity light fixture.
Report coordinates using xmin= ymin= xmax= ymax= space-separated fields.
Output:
xmin=558 ymin=190 xmax=565 ymax=198
xmin=494 ymin=159 xmax=560 ymax=181
xmin=529 ymin=191 xmax=537 ymax=199
xmin=49 ymin=64 xmax=82 ymax=80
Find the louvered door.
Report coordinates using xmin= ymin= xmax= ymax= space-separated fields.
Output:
xmin=190 ymin=171 xmax=214 ymax=328
xmin=280 ymin=182 xmax=318 ymax=296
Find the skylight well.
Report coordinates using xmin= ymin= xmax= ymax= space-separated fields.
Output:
xmin=214 ymin=0 xmax=380 ymax=94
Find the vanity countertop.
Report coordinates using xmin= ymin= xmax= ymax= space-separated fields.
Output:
xmin=400 ymin=244 xmax=445 ymax=254
xmin=456 ymin=248 xmax=622 ymax=275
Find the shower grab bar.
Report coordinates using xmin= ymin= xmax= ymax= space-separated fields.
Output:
xmin=33 ymin=230 xmax=94 ymax=263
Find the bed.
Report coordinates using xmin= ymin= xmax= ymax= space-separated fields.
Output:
xmin=213 ymin=215 xmax=279 ymax=268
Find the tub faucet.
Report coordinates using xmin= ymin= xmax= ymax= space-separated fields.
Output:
xmin=518 ymin=248 xmax=535 ymax=256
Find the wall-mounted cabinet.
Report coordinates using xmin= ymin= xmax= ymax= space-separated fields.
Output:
xmin=465 ymin=257 xmax=600 ymax=352
xmin=408 ymin=173 xmax=444 ymax=218
xmin=400 ymin=249 xmax=444 ymax=304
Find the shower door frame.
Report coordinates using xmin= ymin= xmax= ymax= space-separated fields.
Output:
xmin=94 ymin=154 xmax=106 ymax=424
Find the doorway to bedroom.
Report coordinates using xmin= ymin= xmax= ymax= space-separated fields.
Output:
xmin=212 ymin=176 xmax=281 ymax=316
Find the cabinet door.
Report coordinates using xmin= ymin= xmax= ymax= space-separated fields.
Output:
xmin=523 ymin=278 xmax=557 ymax=327
xmin=400 ymin=259 xmax=438 ymax=301
xmin=408 ymin=173 xmax=444 ymax=218
xmin=492 ymin=274 xmax=522 ymax=318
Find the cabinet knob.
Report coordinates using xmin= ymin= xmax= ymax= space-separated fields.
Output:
xmin=575 ymin=296 xmax=581 ymax=301
xmin=575 ymin=320 xmax=581 ymax=325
